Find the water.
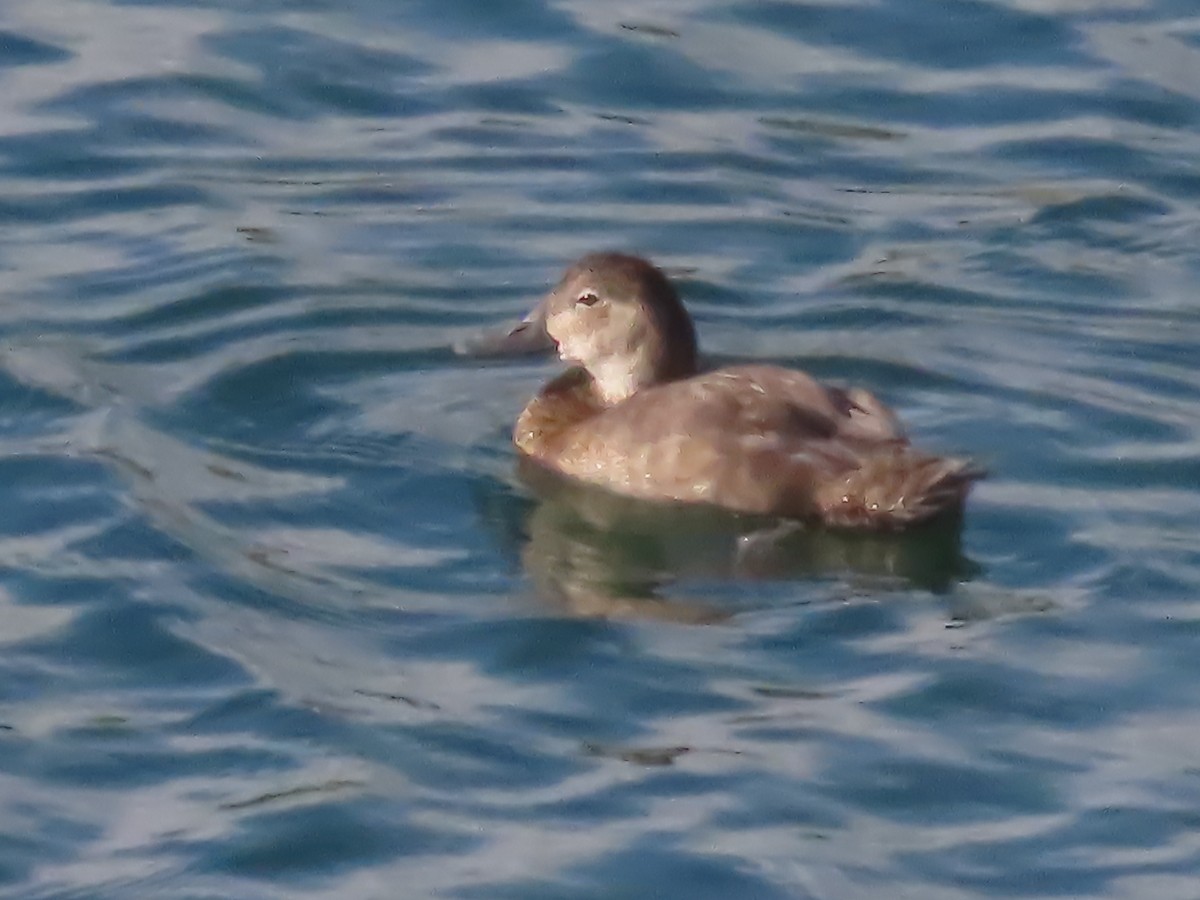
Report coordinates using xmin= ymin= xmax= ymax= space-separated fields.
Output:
xmin=1 ymin=0 xmax=1199 ymax=896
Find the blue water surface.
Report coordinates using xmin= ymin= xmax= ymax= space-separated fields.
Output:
xmin=1 ymin=0 xmax=1199 ymax=896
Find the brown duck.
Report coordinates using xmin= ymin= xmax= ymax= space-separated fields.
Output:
xmin=481 ymin=253 xmax=981 ymax=530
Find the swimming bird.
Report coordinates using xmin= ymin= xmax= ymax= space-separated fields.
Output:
xmin=482 ymin=253 xmax=980 ymax=530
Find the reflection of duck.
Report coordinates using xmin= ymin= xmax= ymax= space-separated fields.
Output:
xmin=476 ymin=459 xmax=978 ymax=623
xmin=480 ymin=253 xmax=981 ymax=530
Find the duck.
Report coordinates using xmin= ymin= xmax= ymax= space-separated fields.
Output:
xmin=478 ymin=253 xmax=981 ymax=530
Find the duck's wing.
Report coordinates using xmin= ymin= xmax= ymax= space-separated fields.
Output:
xmin=708 ymin=365 xmax=907 ymax=443
xmin=541 ymin=366 xmax=905 ymax=514
xmin=694 ymin=368 xmax=979 ymax=527
xmin=542 ymin=363 xmax=981 ymax=527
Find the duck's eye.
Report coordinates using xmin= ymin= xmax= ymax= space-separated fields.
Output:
xmin=576 ymin=292 xmax=601 ymax=307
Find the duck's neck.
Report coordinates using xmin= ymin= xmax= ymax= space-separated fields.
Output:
xmin=589 ymin=339 xmax=698 ymax=407
xmin=589 ymin=353 xmax=654 ymax=406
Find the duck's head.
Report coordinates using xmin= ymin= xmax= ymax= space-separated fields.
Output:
xmin=485 ymin=253 xmax=699 ymax=405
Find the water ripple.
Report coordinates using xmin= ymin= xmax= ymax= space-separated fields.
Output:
xmin=1 ymin=0 xmax=1199 ymax=896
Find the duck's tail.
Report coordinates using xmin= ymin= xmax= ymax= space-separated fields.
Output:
xmin=815 ymin=449 xmax=984 ymax=531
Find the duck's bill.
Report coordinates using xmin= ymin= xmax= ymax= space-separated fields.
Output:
xmin=454 ymin=309 xmax=555 ymax=357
